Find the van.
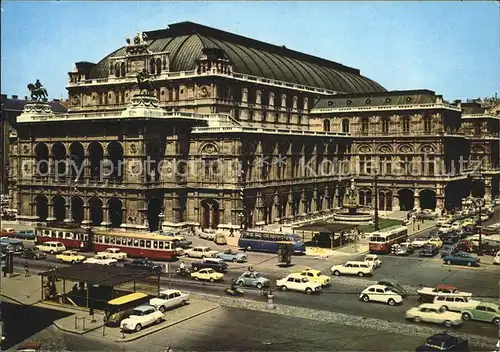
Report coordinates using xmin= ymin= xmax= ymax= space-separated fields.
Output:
xmin=37 ymin=241 xmax=66 ymax=254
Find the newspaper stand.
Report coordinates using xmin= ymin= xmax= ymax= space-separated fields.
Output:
xmin=277 ymin=241 xmax=293 ymax=267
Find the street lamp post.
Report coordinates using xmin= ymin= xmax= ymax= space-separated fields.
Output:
xmin=374 ymin=173 xmax=380 ymax=231
xmin=475 ymin=163 xmax=485 ymax=250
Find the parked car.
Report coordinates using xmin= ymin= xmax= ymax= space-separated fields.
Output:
xmin=56 ymin=250 xmax=86 ymax=264
xmin=199 ymin=231 xmax=217 ymax=241
xmin=404 ymin=303 xmax=463 ymax=327
xmin=190 ymin=268 xmax=224 ymax=282
xmin=20 ymin=247 xmax=46 ymax=260
xmin=415 ymin=333 xmax=469 ymax=351
xmin=215 ymin=249 xmax=247 ymax=263
xmin=330 ymin=261 xmax=373 ymax=277
xmin=433 ymin=295 xmax=480 ymax=312
xmin=120 ymin=305 xmax=164 ymax=332
xmin=377 ymin=279 xmax=408 ymax=297
xmin=97 ymin=248 xmax=127 ymax=261
xmin=427 ymin=237 xmax=443 ymax=248
xmin=411 ymin=237 xmax=429 ymax=249
xmin=442 ymin=233 xmax=459 ymax=245
xmin=0 ymin=228 xmax=16 ymax=238
xmin=461 ymin=302 xmax=500 ymax=325
xmin=359 ymin=284 xmax=403 ymax=306
xmin=236 ymin=271 xmax=270 ymax=289
xmin=494 ymin=251 xmax=500 ymax=265
xmin=184 ymin=246 xmax=218 ymax=259
xmin=438 ymin=224 xmax=453 ymax=235
xmin=276 ymin=273 xmax=322 ymax=294
xmin=419 ymin=244 xmax=439 ymax=257
xmin=149 ymin=289 xmax=189 ymax=313
xmin=394 ymin=242 xmax=414 ymax=256
xmin=443 ymin=251 xmax=480 ymax=267
xmin=455 ymin=240 xmax=475 ymax=252
xmin=0 ymin=238 xmax=24 ymax=254
xmin=436 ymin=217 xmax=453 ymax=227
xmin=364 ymin=254 xmax=382 ymax=269
xmin=440 ymin=245 xmax=458 ymax=258
xmin=83 ymin=254 xmax=118 ymax=266
xmin=297 ymin=268 xmax=331 ymax=286
xmin=417 ymin=284 xmax=472 ymax=303
xmin=191 ymin=258 xmax=228 ymax=272
xmin=123 ymin=259 xmax=162 ymax=272
xmin=15 ymin=229 xmax=35 ymax=240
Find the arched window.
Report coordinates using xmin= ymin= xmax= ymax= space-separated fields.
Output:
xmin=156 ymin=59 xmax=162 ymax=74
xmin=323 ymin=119 xmax=331 ymax=132
xmin=115 ymin=63 xmax=120 ymax=77
xmin=402 ymin=117 xmax=410 ymax=134
xmin=120 ymin=62 xmax=126 ymax=77
xmin=361 ymin=117 xmax=369 ymax=134
xmin=150 ymin=59 xmax=156 ymax=75
xmin=423 ymin=116 xmax=432 ymax=133
xmin=381 ymin=118 xmax=390 ymax=134
xmin=341 ymin=119 xmax=350 ymax=133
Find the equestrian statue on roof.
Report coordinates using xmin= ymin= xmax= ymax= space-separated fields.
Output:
xmin=27 ymin=79 xmax=48 ymax=101
xmin=136 ymin=69 xmax=154 ymax=95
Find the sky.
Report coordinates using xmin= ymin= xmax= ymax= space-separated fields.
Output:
xmin=1 ymin=1 xmax=499 ymax=101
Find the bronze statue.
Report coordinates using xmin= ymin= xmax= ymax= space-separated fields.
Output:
xmin=136 ymin=69 xmax=154 ymax=94
xmin=27 ymin=80 xmax=48 ymax=101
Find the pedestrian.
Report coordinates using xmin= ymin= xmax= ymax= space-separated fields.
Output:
xmin=24 ymin=261 xmax=30 ymax=277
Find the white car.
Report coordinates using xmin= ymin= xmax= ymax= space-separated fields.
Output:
xmin=364 ymin=254 xmax=382 ymax=269
xmin=37 ymin=241 xmax=66 ymax=254
xmin=411 ymin=237 xmax=429 ymax=248
xmin=404 ymin=303 xmax=463 ymax=327
xmin=97 ymin=248 xmax=127 ymax=261
xmin=199 ymin=231 xmax=217 ymax=241
xmin=149 ymin=289 xmax=189 ymax=313
xmin=83 ymin=254 xmax=117 ymax=266
xmin=120 ymin=305 xmax=164 ymax=332
xmin=417 ymin=285 xmax=473 ymax=302
xmin=330 ymin=261 xmax=373 ymax=277
xmin=359 ymin=284 xmax=403 ymax=306
xmin=184 ymin=246 xmax=218 ymax=258
xmin=437 ymin=224 xmax=453 ymax=234
xmin=436 ymin=217 xmax=452 ymax=227
xmin=276 ymin=273 xmax=322 ymax=294
xmin=450 ymin=222 xmax=462 ymax=231
xmin=480 ymin=214 xmax=489 ymax=222
xmin=494 ymin=251 xmax=500 ymax=265
xmin=433 ymin=295 xmax=480 ymax=312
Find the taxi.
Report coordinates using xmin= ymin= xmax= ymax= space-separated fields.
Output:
xmin=55 ymin=250 xmax=86 ymax=264
xmin=190 ymin=268 xmax=224 ymax=282
xmin=427 ymin=237 xmax=443 ymax=249
xmin=297 ymin=268 xmax=331 ymax=286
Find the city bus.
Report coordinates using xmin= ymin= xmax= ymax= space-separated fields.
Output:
xmin=369 ymin=226 xmax=408 ymax=254
xmin=238 ymin=230 xmax=306 ymax=254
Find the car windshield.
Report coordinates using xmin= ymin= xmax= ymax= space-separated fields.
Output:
xmin=131 ymin=309 xmax=143 ymax=316
xmin=254 ymin=273 xmax=262 ymax=278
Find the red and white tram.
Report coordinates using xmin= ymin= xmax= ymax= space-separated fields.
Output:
xmin=369 ymin=226 xmax=408 ymax=254
xmin=92 ymin=230 xmax=180 ymax=260
xmin=35 ymin=225 xmax=91 ymax=250
xmin=35 ymin=225 xmax=180 ymax=260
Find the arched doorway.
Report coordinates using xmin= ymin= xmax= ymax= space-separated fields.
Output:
xmin=147 ymin=197 xmax=162 ymax=232
xmin=88 ymin=142 xmax=103 ymax=180
xmin=470 ymin=180 xmax=485 ymax=198
xmin=108 ymin=198 xmax=123 ymax=228
xmin=69 ymin=142 xmax=85 ymax=181
xmin=71 ymin=197 xmax=84 ymax=223
xmin=34 ymin=143 xmax=49 ymax=176
xmin=200 ymin=199 xmax=220 ymax=230
xmin=420 ymin=190 xmax=436 ymax=210
xmin=35 ymin=194 xmax=48 ymax=221
xmin=398 ymin=189 xmax=414 ymax=211
xmin=89 ymin=197 xmax=103 ymax=226
xmin=52 ymin=196 xmax=66 ymax=222
xmin=107 ymin=141 xmax=124 ymax=181
xmin=379 ymin=190 xmax=393 ymax=211
xmin=52 ymin=142 xmax=67 ymax=177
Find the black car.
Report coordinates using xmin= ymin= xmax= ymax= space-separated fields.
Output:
xmin=442 ymin=233 xmax=459 ymax=245
xmin=123 ymin=259 xmax=162 ymax=272
xmin=415 ymin=332 xmax=469 ymax=351
xmin=192 ymin=258 xmax=228 ymax=272
xmin=21 ymin=247 xmax=46 ymax=260
xmin=441 ymin=245 xmax=458 ymax=258
xmin=419 ymin=244 xmax=439 ymax=257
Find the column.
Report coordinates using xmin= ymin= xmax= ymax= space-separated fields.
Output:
xmin=101 ymin=206 xmax=110 ymax=227
xmin=46 ymin=203 xmax=56 ymax=222
xmin=82 ymin=205 xmax=91 ymax=226
xmin=392 ymin=194 xmax=400 ymax=211
xmin=255 ymin=192 xmax=265 ymax=224
xmin=299 ymin=190 xmax=306 ymax=215
xmin=485 ymin=177 xmax=492 ymax=202
xmin=273 ymin=194 xmax=280 ymax=221
xmin=414 ymin=191 xmax=420 ymax=209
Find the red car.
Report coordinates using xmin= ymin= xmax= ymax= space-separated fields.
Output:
xmin=456 ymin=240 xmax=475 ymax=252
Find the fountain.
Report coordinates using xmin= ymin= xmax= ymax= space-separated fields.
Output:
xmin=333 ymin=177 xmax=373 ymax=224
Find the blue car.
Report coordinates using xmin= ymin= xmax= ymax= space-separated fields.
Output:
xmin=216 ymin=249 xmax=248 ymax=263
xmin=16 ymin=229 xmax=35 ymax=240
xmin=443 ymin=251 xmax=480 ymax=267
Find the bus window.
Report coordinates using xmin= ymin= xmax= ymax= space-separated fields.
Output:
xmin=153 ymin=241 xmax=158 ymax=249
xmin=83 ymin=234 xmax=88 ymax=241
xmin=104 ymin=236 xmax=110 ymax=244
xmin=127 ymin=238 xmax=133 ymax=246
xmin=146 ymin=240 xmax=151 ymax=248
xmin=110 ymin=237 xmax=116 ymax=244
xmin=139 ymin=240 xmax=145 ymax=248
